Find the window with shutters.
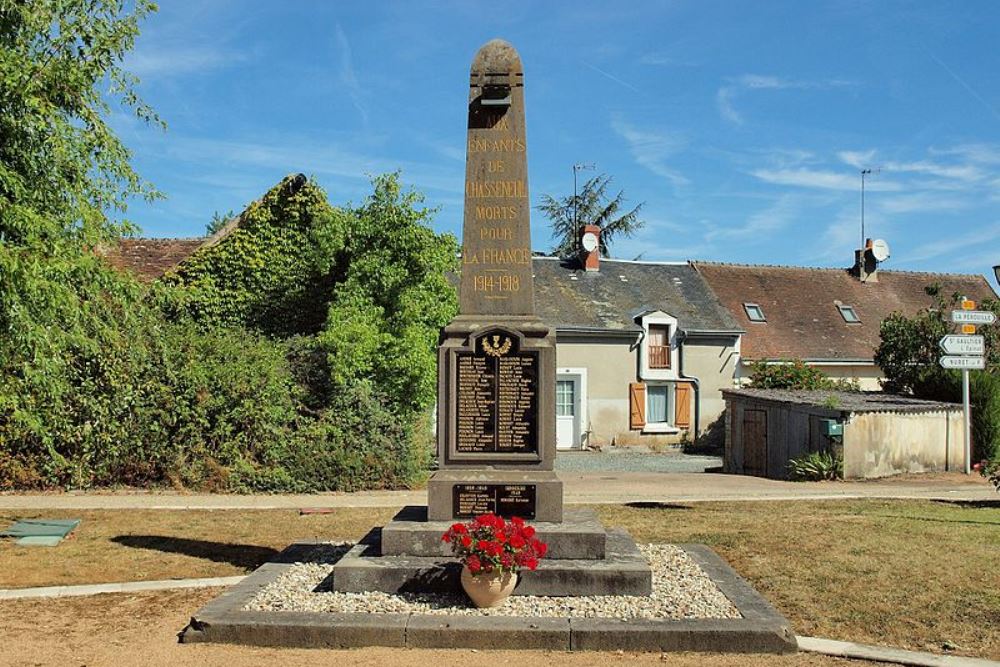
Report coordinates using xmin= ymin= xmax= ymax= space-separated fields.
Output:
xmin=647 ymin=384 xmax=671 ymax=424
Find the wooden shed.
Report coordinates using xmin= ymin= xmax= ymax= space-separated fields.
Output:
xmin=722 ymin=389 xmax=967 ymax=479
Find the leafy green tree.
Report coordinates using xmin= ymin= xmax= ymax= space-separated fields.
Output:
xmin=537 ymin=174 xmax=645 ymax=258
xmin=748 ymin=359 xmax=859 ymax=391
xmin=319 ymin=173 xmax=459 ymax=414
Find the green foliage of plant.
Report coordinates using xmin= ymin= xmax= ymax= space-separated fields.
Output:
xmin=319 ymin=173 xmax=460 ymax=414
xmin=0 ymin=3 xmax=454 ymax=493
xmin=787 ymin=451 xmax=843 ymax=481
xmin=164 ymin=174 xmax=345 ymax=337
xmin=205 ymin=209 xmax=234 ymax=236
xmin=537 ymin=174 xmax=645 ymax=258
xmin=874 ymin=285 xmax=1000 ymax=467
xmin=748 ymin=360 xmax=860 ymax=391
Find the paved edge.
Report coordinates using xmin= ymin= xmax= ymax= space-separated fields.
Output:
xmin=797 ymin=636 xmax=1000 ymax=667
xmin=179 ymin=541 xmax=797 ymax=653
xmin=0 ymin=576 xmax=246 ymax=600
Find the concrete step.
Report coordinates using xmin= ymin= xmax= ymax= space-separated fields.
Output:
xmin=381 ymin=506 xmax=607 ymax=559
xmin=327 ymin=527 xmax=651 ymax=597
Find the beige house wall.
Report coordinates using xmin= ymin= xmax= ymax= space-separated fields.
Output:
xmin=843 ymin=410 xmax=967 ymax=478
xmin=737 ymin=361 xmax=885 ymax=391
xmin=555 ymin=335 xmax=636 ymax=446
xmin=682 ymin=338 xmax=740 ymax=434
xmin=555 ymin=333 xmax=738 ymax=446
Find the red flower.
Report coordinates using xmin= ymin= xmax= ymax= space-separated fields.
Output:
xmin=523 ymin=556 xmax=538 ymax=571
xmin=442 ymin=533 xmax=451 ymax=543
xmin=509 ymin=534 xmax=525 ymax=549
xmin=477 ymin=540 xmax=489 ymax=551
xmin=468 ymin=555 xmax=481 ymax=574
xmin=461 ymin=535 xmax=472 ymax=548
xmin=522 ymin=526 xmax=535 ymax=539
xmin=511 ymin=516 xmax=525 ymax=527
xmin=535 ymin=541 xmax=548 ymax=557
xmin=501 ymin=553 xmax=513 ymax=568
xmin=450 ymin=523 xmax=467 ymax=534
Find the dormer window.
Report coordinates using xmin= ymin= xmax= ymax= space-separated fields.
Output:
xmin=648 ymin=324 xmax=670 ymax=369
xmin=743 ymin=303 xmax=766 ymax=322
xmin=838 ymin=304 xmax=861 ymax=323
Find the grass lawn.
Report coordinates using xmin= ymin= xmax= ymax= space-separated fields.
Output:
xmin=0 ymin=499 xmax=996 ymax=659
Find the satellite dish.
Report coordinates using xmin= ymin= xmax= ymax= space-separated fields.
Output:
xmin=871 ymin=239 xmax=890 ymax=262
xmin=581 ymin=231 xmax=599 ymax=253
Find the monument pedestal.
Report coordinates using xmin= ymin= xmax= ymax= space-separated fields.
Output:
xmin=427 ymin=470 xmax=563 ymax=522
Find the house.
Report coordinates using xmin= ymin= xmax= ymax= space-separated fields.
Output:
xmin=532 ymin=254 xmax=742 ymax=449
xmin=694 ymin=250 xmax=997 ymax=389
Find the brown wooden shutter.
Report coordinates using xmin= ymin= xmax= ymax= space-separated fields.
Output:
xmin=629 ymin=382 xmax=646 ymax=430
xmin=674 ymin=382 xmax=693 ymax=429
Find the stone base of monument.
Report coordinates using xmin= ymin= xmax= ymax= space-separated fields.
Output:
xmin=426 ymin=470 xmax=564 ymax=522
xmin=383 ymin=506 xmax=605 ymax=559
xmin=180 ymin=541 xmax=798 ymax=653
xmin=326 ymin=509 xmax=648 ymax=596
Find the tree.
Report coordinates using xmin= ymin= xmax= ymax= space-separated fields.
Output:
xmin=536 ymin=174 xmax=644 ymax=258
xmin=205 ymin=209 xmax=235 ymax=236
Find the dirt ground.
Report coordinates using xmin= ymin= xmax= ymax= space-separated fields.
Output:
xmin=0 ymin=588 xmax=885 ymax=667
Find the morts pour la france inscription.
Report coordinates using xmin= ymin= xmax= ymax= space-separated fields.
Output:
xmin=459 ymin=42 xmax=534 ymax=317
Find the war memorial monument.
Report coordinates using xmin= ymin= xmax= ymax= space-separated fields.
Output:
xmin=181 ymin=40 xmax=796 ymax=653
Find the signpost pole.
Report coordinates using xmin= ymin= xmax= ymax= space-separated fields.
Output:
xmin=963 ymin=368 xmax=971 ymax=475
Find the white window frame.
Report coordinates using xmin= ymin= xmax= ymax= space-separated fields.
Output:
xmin=837 ymin=304 xmax=861 ymax=323
xmin=638 ymin=311 xmax=678 ymax=381
xmin=642 ymin=381 xmax=678 ymax=434
xmin=743 ymin=302 xmax=766 ymax=322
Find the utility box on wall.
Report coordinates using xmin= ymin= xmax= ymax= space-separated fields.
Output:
xmin=722 ymin=389 xmax=967 ymax=480
xmin=819 ymin=419 xmax=843 ymax=437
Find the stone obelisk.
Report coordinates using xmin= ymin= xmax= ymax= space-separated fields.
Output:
xmin=426 ymin=39 xmax=562 ymax=522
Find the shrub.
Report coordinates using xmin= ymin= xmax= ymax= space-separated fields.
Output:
xmin=787 ymin=451 xmax=843 ymax=481
xmin=749 ymin=360 xmax=859 ymax=391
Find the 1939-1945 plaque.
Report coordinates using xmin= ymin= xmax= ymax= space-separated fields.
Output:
xmin=426 ymin=39 xmax=563 ymax=523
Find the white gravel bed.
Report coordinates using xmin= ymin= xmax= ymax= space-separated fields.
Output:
xmin=245 ymin=543 xmax=741 ymax=620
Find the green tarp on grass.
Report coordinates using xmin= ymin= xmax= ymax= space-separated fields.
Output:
xmin=1 ymin=519 xmax=80 ymax=546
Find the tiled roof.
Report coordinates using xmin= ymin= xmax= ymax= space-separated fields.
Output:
xmin=695 ymin=262 xmax=997 ymax=361
xmin=532 ymin=257 xmax=743 ymax=335
xmin=102 ymin=238 xmax=206 ymax=282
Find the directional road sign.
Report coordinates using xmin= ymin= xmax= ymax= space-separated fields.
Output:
xmin=940 ymin=356 xmax=985 ymax=370
xmin=939 ymin=335 xmax=985 ymax=356
xmin=952 ymin=310 xmax=996 ymax=325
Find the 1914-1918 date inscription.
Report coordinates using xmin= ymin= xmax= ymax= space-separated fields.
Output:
xmin=455 ymin=331 xmax=538 ymax=454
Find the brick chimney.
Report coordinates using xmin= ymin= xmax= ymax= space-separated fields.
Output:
xmin=581 ymin=224 xmax=601 ymax=272
xmin=853 ymin=238 xmax=878 ymax=283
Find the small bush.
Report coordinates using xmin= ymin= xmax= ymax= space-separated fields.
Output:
xmin=749 ymin=360 xmax=860 ymax=391
xmin=787 ymin=451 xmax=843 ymax=481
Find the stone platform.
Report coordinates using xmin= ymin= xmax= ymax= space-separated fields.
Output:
xmin=181 ymin=543 xmax=797 ymax=653
xmin=382 ymin=506 xmax=605 ymax=559
xmin=329 ymin=526 xmax=649 ymax=597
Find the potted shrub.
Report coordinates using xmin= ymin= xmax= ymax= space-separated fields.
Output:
xmin=442 ymin=513 xmax=548 ymax=608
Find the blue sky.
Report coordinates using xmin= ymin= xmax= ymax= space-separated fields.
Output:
xmin=116 ymin=1 xmax=1000 ymax=282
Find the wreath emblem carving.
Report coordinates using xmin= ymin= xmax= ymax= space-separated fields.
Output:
xmin=482 ymin=334 xmax=512 ymax=357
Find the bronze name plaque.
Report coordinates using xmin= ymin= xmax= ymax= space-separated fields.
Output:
xmin=455 ymin=331 xmax=538 ymax=455
xmin=452 ymin=484 xmax=537 ymax=519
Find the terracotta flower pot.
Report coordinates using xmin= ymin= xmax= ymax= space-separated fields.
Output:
xmin=460 ymin=565 xmax=517 ymax=608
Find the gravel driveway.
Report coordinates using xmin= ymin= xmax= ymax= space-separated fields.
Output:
xmin=554 ymin=449 xmax=723 ymax=474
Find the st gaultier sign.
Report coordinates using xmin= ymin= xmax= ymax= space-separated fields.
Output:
xmin=427 ymin=39 xmax=562 ymax=523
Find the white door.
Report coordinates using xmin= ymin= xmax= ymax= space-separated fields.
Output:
xmin=556 ymin=375 xmax=580 ymax=449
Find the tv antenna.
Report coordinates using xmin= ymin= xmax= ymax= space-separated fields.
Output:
xmin=860 ymin=167 xmax=881 ymax=249
xmin=573 ymin=163 xmax=596 ymax=240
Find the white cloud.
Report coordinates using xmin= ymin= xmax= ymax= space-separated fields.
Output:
xmin=717 ymin=74 xmax=855 ymax=125
xmin=877 ymin=192 xmax=972 ymax=214
xmin=611 ymin=119 xmax=689 ymax=187
xmin=334 ymin=23 xmax=368 ymax=126
xmin=705 ymin=194 xmax=802 ymax=243
xmin=906 ymin=221 xmax=1000 ymax=262
xmin=751 ymin=168 xmax=901 ymax=191
xmin=837 ymin=150 xmax=877 ymax=169
xmin=126 ymin=46 xmax=247 ymax=78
